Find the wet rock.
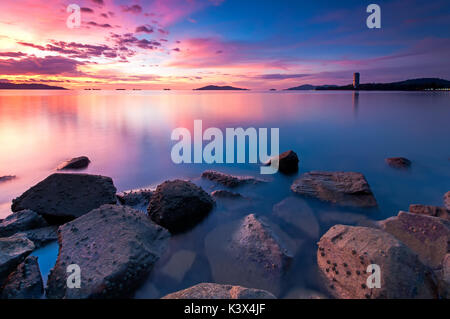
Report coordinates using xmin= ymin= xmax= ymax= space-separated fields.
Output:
xmin=46 ymin=204 xmax=170 ymax=299
xmin=283 ymin=287 xmax=328 ymax=299
xmin=385 ymin=157 xmax=411 ymax=169
xmin=1 ymin=256 xmax=43 ymax=299
xmin=205 ymin=214 xmax=294 ymax=296
xmin=266 ymin=150 xmax=299 ymax=174
xmin=0 ymin=176 xmax=16 ymax=183
xmin=273 ymin=197 xmax=320 ymax=239
xmin=11 ymin=173 xmax=117 ymax=223
xmin=0 ymin=210 xmax=48 ymax=237
xmin=160 ymin=250 xmax=196 ymax=282
xmin=291 ymin=171 xmax=377 ymax=208
xmin=436 ymin=254 xmax=450 ymax=298
xmin=201 ymin=170 xmax=265 ymax=188
xmin=0 ymin=235 xmax=35 ymax=286
xmin=319 ymin=211 xmax=377 ymax=228
xmin=148 ymin=180 xmax=214 ymax=233
xmin=117 ymin=188 xmax=153 ymax=211
xmin=162 ymin=283 xmax=276 ymax=299
xmin=317 ymin=225 xmax=436 ymax=298
xmin=57 ymin=156 xmax=90 ymax=170
xmin=444 ymin=192 xmax=450 ymax=210
xmin=379 ymin=211 xmax=450 ymax=269
xmin=15 ymin=226 xmax=58 ymax=248
xmin=409 ymin=204 xmax=449 ymax=221
xmin=211 ymin=190 xmax=242 ymax=199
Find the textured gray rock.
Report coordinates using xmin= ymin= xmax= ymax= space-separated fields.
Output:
xmin=317 ymin=225 xmax=436 ymax=298
xmin=0 ymin=235 xmax=35 ymax=286
xmin=46 ymin=205 xmax=170 ymax=299
xmin=11 ymin=173 xmax=117 ymax=223
xmin=1 ymin=256 xmax=43 ymax=299
xmin=201 ymin=170 xmax=265 ymax=188
xmin=148 ymin=180 xmax=214 ymax=233
xmin=444 ymin=192 xmax=450 ymax=210
xmin=385 ymin=157 xmax=412 ymax=169
xmin=57 ymin=156 xmax=90 ymax=170
xmin=117 ymin=188 xmax=153 ymax=207
xmin=291 ymin=171 xmax=377 ymax=208
xmin=379 ymin=211 xmax=450 ymax=269
xmin=205 ymin=214 xmax=293 ymax=296
xmin=0 ymin=210 xmax=48 ymax=237
xmin=273 ymin=197 xmax=320 ymax=239
xmin=162 ymin=283 xmax=276 ymax=299
xmin=437 ymin=254 xmax=450 ymax=298
xmin=409 ymin=204 xmax=449 ymax=221
xmin=16 ymin=226 xmax=58 ymax=248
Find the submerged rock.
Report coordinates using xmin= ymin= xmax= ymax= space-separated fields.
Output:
xmin=148 ymin=180 xmax=214 ymax=233
xmin=0 ymin=235 xmax=35 ymax=286
xmin=444 ymin=192 xmax=450 ymax=210
xmin=385 ymin=157 xmax=411 ymax=169
xmin=379 ymin=211 xmax=450 ymax=269
xmin=273 ymin=197 xmax=320 ymax=239
xmin=162 ymin=283 xmax=276 ymax=299
xmin=317 ymin=225 xmax=436 ymax=299
xmin=205 ymin=214 xmax=293 ymax=296
xmin=211 ymin=190 xmax=242 ymax=199
xmin=0 ymin=176 xmax=16 ymax=183
xmin=1 ymin=256 xmax=43 ymax=299
xmin=160 ymin=250 xmax=196 ymax=282
xmin=201 ymin=170 xmax=265 ymax=188
xmin=0 ymin=210 xmax=48 ymax=238
xmin=15 ymin=226 xmax=58 ymax=248
xmin=319 ymin=211 xmax=377 ymax=228
xmin=57 ymin=156 xmax=90 ymax=170
xmin=291 ymin=171 xmax=377 ymax=208
xmin=267 ymin=150 xmax=299 ymax=174
xmin=409 ymin=204 xmax=449 ymax=221
xmin=46 ymin=205 xmax=170 ymax=299
xmin=11 ymin=173 xmax=117 ymax=223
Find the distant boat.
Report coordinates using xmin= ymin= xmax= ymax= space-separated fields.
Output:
xmin=270 ymin=88 xmax=277 ymax=91
xmin=116 ymin=88 xmax=126 ymax=90
xmin=132 ymin=88 xmax=141 ymax=90
xmin=164 ymin=88 xmax=171 ymax=91
xmin=194 ymin=85 xmax=248 ymax=91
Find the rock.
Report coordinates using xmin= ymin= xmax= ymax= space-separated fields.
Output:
xmin=437 ymin=254 xmax=449 ymax=298
xmin=117 ymin=189 xmax=153 ymax=207
xmin=319 ymin=211 xmax=377 ymax=228
xmin=444 ymin=192 xmax=450 ymax=210
xmin=0 ymin=175 xmax=16 ymax=183
xmin=16 ymin=226 xmax=58 ymax=248
xmin=201 ymin=170 xmax=265 ymax=188
xmin=0 ymin=235 xmax=35 ymax=286
xmin=148 ymin=180 xmax=214 ymax=233
xmin=57 ymin=156 xmax=90 ymax=170
xmin=385 ymin=157 xmax=411 ymax=169
xmin=283 ymin=287 xmax=328 ymax=299
xmin=291 ymin=171 xmax=377 ymax=208
xmin=409 ymin=204 xmax=449 ymax=221
xmin=0 ymin=210 xmax=48 ymax=237
xmin=160 ymin=250 xmax=196 ymax=282
xmin=1 ymin=256 xmax=43 ymax=299
xmin=267 ymin=150 xmax=299 ymax=174
xmin=162 ymin=283 xmax=276 ymax=299
xmin=379 ymin=211 xmax=450 ymax=269
xmin=11 ymin=173 xmax=117 ymax=223
xmin=273 ymin=197 xmax=320 ymax=239
xmin=211 ymin=190 xmax=242 ymax=199
xmin=317 ymin=225 xmax=436 ymax=298
xmin=46 ymin=204 xmax=170 ymax=299
xmin=205 ymin=214 xmax=293 ymax=295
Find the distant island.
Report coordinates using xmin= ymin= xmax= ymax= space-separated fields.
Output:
xmin=287 ymin=78 xmax=450 ymax=91
xmin=0 ymin=82 xmax=67 ymax=90
xmin=194 ymin=85 xmax=248 ymax=91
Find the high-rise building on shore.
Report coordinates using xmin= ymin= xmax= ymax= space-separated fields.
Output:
xmin=353 ymin=72 xmax=360 ymax=89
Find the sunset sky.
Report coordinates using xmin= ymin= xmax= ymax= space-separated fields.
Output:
xmin=0 ymin=0 xmax=449 ymax=89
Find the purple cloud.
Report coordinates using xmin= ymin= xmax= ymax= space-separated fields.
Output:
xmin=0 ymin=56 xmax=84 ymax=75
xmin=135 ymin=25 xmax=153 ymax=33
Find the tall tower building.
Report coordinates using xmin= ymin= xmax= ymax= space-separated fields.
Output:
xmin=353 ymin=72 xmax=360 ymax=89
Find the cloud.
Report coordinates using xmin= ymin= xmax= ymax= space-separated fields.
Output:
xmin=110 ymin=33 xmax=162 ymax=50
xmin=81 ymin=7 xmax=94 ymax=13
xmin=254 ymin=73 xmax=310 ymax=80
xmin=0 ymin=56 xmax=84 ymax=75
xmin=92 ymin=0 xmax=104 ymax=5
xmin=135 ymin=25 xmax=154 ymax=33
xmin=0 ymin=51 xmax=27 ymax=58
xmin=87 ymin=21 xmax=112 ymax=28
xmin=122 ymin=5 xmax=143 ymax=14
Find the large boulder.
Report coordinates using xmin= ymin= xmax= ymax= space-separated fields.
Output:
xmin=444 ymin=192 xmax=450 ymax=210
xmin=148 ymin=180 xmax=214 ymax=233
xmin=291 ymin=171 xmax=377 ymax=208
xmin=385 ymin=157 xmax=412 ymax=169
xmin=379 ymin=211 xmax=450 ymax=269
xmin=57 ymin=156 xmax=91 ymax=170
xmin=409 ymin=204 xmax=449 ymax=221
xmin=273 ymin=197 xmax=320 ymax=239
xmin=266 ymin=150 xmax=299 ymax=174
xmin=205 ymin=214 xmax=293 ymax=296
xmin=11 ymin=173 xmax=117 ymax=223
xmin=201 ymin=170 xmax=265 ymax=188
xmin=0 ymin=210 xmax=48 ymax=237
xmin=0 ymin=235 xmax=35 ymax=286
xmin=317 ymin=225 xmax=437 ymax=298
xmin=46 ymin=204 xmax=170 ymax=299
xmin=162 ymin=283 xmax=276 ymax=299
xmin=1 ymin=256 xmax=43 ymax=299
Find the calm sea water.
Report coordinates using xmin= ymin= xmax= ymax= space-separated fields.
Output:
xmin=1 ymin=90 xmax=449 ymax=298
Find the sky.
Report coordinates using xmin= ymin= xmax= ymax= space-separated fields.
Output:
xmin=0 ymin=0 xmax=449 ymax=90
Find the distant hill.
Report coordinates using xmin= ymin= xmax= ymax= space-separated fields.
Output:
xmin=316 ymin=78 xmax=450 ymax=91
xmin=285 ymin=84 xmax=338 ymax=90
xmin=0 ymin=82 xmax=67 ymax=90
xmin=194 ymin=85 xmax=248 ymax=91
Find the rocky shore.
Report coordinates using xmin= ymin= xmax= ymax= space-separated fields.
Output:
xmin=0 ymin=158 xmax=448 ymax=299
